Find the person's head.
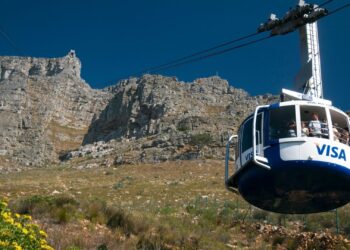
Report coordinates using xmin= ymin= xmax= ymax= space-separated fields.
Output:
xmin=311 ymin=113 xmax=319 ymax=120
xmin=289 ymin=120 xmax=296 ymax=128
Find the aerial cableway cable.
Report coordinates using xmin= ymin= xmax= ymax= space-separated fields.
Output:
xmin=142 ymin=31 xmax=260 ymax=74
xmin=148 ymin=35 xmax=273 ymax=73
xmin=327 ymin=2 xmax=350 ymax=16
xmin=136 ymin=0 xmax=336 ymax=75
xmin=0 ymin=24 xmax=24 ymax=56
xmin=110 ymin=0 xmax=348 ymax=82
xmin=318 ymin=0 xmax=333 ymax=7
xmin=140 ymin=1 xmax=350 ymax=74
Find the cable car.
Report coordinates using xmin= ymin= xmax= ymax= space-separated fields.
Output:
xmin=225 ymin=1 xmax=350 ymax=214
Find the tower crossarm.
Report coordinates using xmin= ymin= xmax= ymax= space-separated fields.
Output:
xmin=258 ymin=0 xmax=327 ymax=99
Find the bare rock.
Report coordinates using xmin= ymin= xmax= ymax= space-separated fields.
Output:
xmin=0 ymin=51 xmax=112 ymax=166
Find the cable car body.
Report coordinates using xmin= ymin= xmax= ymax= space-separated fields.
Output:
xmin=225 ymin=99 xmax=350 ymax=213
xmin=225 ymin=1 xmax=350 ymax=214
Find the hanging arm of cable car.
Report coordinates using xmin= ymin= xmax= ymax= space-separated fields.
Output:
xmin=281 ymin=88 xmax=332 ymax=105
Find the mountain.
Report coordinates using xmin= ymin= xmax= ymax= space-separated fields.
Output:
xmin=0 ymin=51 xmax=112 ymax=167
xmin=0 ymin=52 xmax=277 ymax=168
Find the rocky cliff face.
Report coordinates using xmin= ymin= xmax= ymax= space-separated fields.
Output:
xmin=67 ymin=74 xmax=276 ymax=166
xmin=0 ymin=51 xmax=112 ymax=167
xmin=0 ymin=52 xmax=277 ymax=168
xmin=84 ymin=75 xmax=245 ymax=143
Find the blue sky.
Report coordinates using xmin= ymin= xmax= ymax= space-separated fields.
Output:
xmin=0 ymin=0 xmax=349 ymax=110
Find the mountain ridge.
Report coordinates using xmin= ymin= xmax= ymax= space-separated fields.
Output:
xmin=0 ymin=52 xmax=277 ymax=168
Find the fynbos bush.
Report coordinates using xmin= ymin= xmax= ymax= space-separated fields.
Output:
xmin=190 ymin=133 xmax=213 ymax=148
xmin=0 ymin=199 xmax=53 ymax=250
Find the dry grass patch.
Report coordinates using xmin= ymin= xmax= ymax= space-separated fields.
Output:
xmin=47 ymin=120 xmax=88 ymax=155
xmin=1 ymin=160 xmax=350 ymax=249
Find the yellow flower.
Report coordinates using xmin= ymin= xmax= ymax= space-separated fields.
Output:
xmin=27 ymin=223 xmax=37 ymax=228
xmin=22 ymin=228 xmax=29 ymax=234
xmin=23 ymin=215 xmax=32 ymax=220
xmin=39 ymin=230 xmax=48 ymax=238
xmin=2 ymin=211 xmax=10 ymax=218
xmin=14 ymin=222 xmax=23 ymax=229
xmin=41 ymin=245 xmax=54 ymax=250
xmin=5 ymin=217 xmax=15 ymax=224
xmin=12 ymin=242 xmax=22 ymax=250
xmin=0 ymin=240 xmax=9 ymax=246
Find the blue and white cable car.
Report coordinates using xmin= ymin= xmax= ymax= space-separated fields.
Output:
xmin=225 ymin=1 xmax=350 ymax=214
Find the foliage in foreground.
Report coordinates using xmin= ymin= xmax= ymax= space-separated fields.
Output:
xmin=0 ymin=200 xmax=53 ymax=250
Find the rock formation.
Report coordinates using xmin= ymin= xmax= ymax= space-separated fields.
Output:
xmin=67 ymin=74 xmax=277 ymax=166
xmin=0 ymin=51 xmax=112 ymax=167
xmin=0 ymin=52 xmax=277 ymax=168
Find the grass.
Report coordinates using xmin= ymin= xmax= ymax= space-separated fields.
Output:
xmin=47 ymin=120 xmax=88 ymax=155
xmin=0 ymin=160 xmax=350 ymax=249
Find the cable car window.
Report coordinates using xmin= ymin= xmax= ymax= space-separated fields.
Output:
xmin=242 ymin=118 xmax=253 ymax=152
xmin=300 ymin=106 xmax=328 ymax=139
xmin=269 ymin=106 xmax=296 ymax=140
xmin=330 ymin=109 xmax=349 ymax=144
xmin=256 ymin=113 xmax=262 ymax=140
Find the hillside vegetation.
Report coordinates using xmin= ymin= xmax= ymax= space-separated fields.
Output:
xmin=1 ymin=160 xmax=350 ymax=249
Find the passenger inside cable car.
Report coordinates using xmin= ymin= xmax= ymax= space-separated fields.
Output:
xmin=266 ymin=104 xmax=349 ymax=143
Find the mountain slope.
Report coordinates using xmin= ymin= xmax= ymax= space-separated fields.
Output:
xmin=0 ymin=53 xmax=276 ymax=167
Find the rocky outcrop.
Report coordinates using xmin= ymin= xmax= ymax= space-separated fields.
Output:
xmin=85 ymin=75 xmax=265 ymax=142
xmin=0 ymin=51 xmax=112 ymax=166
xmin=0 ymin=52 xmax=277 ymax=168
xmin=66 ymin=75 xmax=277 ymax=165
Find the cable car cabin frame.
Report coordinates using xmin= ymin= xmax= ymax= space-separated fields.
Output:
xmin=225 ymin=100 xmax=350 ymax=214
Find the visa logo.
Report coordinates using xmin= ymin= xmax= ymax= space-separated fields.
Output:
xmin=245 ymin=151 xmax=254 ymax=161
xmin=316 ymin=144 xmax=346 ymax=161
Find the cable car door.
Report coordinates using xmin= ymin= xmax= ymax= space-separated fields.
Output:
xmin=255 ymin=112 xmax=264 ymax=157
xmin=240 ymin=112 xmax=264 ymax=168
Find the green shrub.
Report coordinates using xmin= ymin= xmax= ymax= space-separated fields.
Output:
xmin=54 ymin=207 xmax=71 ymax=224
xmin=13 ymin=195 xmax=79 ymax=224
xmin=177 ymin=124 xmax=189 ymax=132
xmin=158 ymin=206 xmax=176 ymax=216
xmin=53 ymin=196 xmax=78 ymax=207
xmin=84 ymin=199 xmax=107 ymax=224
xmin=113 ymin=182 xmax=124 ymax=190
xmin=136 ymin=236 xmax=163 ymax=250
xmin=190 ymin=133 xmax=213 ymax=148
xmin=97 ymin=244 xmax=108 ymax=250
xmin=66 ymin=246 xmax=82 ymax=250
xmin=105 ymin=208 xmax=135 ymax=235
xmin=0 ymin=199 xmax=53 ymax=250
xmin=252 ymin=209 xmax=269 ymax=221
xmin=14 ymin=195 xmax=52 ymax=215
xmin=185 ymin=196 xmax=221 ymax=227
xmin=304 ymin=212 xmax=335 ymax=232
